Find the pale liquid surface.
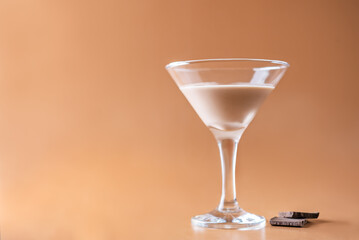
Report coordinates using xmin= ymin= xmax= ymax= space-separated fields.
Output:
xmin=180 ymin=84 xmax=274 ymax=132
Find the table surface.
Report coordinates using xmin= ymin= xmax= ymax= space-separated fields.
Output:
xmin=145 ymin=212 xmax=358 ymax=240
xmin=117 ymin=199 xmax=359 ymax=240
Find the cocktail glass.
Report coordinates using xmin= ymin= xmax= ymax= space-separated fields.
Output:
xmin=166 ymin=58 xmax=289 ymax=230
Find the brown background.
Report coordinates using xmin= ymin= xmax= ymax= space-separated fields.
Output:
xmin=0 ymin=0 xmax=358 ymax=239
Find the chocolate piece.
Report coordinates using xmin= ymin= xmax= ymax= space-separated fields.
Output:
xmin=270 ymin=217 xmax=307 ymax=227
xmin=278 ymin=211 xmax=319 ymax=219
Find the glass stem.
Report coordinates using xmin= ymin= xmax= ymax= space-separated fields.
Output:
xmin=217 ymin=138 xmax=240 ymax=212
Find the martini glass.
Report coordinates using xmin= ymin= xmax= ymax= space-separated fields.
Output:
xmin=166 ymin=58 xmax=289 ymax=230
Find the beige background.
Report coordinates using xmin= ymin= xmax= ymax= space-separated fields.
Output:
xmin=0 ymin=0 xmax=358 ymax=239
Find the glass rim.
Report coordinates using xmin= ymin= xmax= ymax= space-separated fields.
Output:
xmin=166 ymin=58 xmax=290 ymax=71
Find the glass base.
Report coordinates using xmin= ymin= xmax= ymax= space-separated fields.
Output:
xmin=191 ymin=208 xmax=266 ymax=230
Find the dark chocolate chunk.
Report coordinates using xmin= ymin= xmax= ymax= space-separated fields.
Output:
xmin=278 ymin=211 xmax=319 ymax=219
xmin=270 ymin=217 xmax=307 ymax=227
